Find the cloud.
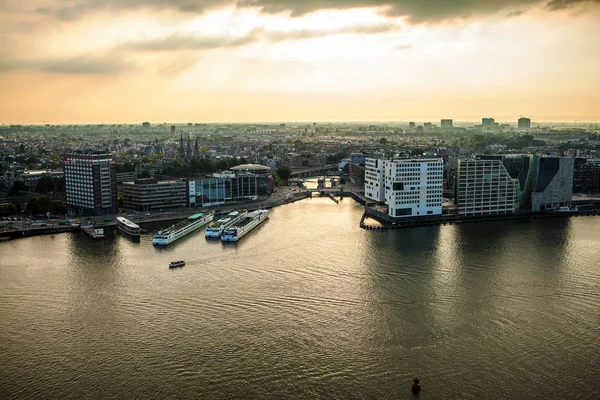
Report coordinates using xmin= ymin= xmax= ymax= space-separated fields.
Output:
xmin=394 ymin=44 xmax=413 ymax=50
xmin=121 ymin=22 xmax=401 ymax=53
xmin=30 ymin=1 xmax=228 ymax=21
xmin=546 ymin=0 xmax=600 ymax=10
xmin=122 ymin=33 xmax=258 ymax=52
xmin=507 ymin=10 xmax=526 ymax=17
xmin=261 ymin=22 xmax=402 ymax=41
xmin=0 ymin=54 xmax=132 ymax=75
xmin=22 ymin=1 xmax=600 ymax=23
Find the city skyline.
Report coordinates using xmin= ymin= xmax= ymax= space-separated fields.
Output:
xmin=2 ymin=1 xmax=600 ymax=124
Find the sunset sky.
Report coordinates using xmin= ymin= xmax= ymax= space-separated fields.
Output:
xmin=1 ymin=0 xmax=599 ymax=124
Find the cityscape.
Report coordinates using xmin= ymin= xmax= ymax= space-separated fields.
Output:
xmin=1 ymin=117 xmax=599 ymax=232
xmin=1 ymin=1 xmax=600 ymax=399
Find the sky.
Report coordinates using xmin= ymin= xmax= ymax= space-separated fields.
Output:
xmin=1 ymin=0 xmax=600 ymax=124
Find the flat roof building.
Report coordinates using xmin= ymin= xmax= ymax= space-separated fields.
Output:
xmin=65 ymin=151 xmax=117 ymax=216
xmin=122 ymin=179 xmax=187 ymax=212
xmin=366 ymin=158 xmax=444 ymax=219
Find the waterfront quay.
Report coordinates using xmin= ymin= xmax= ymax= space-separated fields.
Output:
xmin=361 ymin=205 xmax=600 ymax=230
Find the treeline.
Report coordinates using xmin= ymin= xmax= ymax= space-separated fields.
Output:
xmin=26 ymin=196 xmax=65 ymax=216
xmin=453 ymin=134 xmax=546 ymax=151
xmin=160 ymin=157 xmax=249 ymax=177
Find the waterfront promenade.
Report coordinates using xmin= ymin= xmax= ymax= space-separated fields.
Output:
xmin=0 ymin=186 xmax=311 ymax=241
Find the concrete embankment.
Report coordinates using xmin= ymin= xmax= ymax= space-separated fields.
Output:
xmin=360 ymin=209 xmax=600 ymax=230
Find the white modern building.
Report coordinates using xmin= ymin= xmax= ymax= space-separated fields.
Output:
xmin=365 ymin=158 xmax=444 ymax=218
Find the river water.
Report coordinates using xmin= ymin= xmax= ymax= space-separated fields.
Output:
xmin=1 ymin=198 xmax=599 ymax=399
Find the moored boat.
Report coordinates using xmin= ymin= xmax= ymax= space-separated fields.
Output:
xmin=153 ymin=211 xmax=214 ymax=246
xmin=205 ymin=210 xmax=247 ymax=238
xmin=117 ymin=217 xmax=141 ymax=238
xmin=221 ymin=209 xmax=269 ymax=242
xmin=169 ymin=260 xmax=185 ymax=268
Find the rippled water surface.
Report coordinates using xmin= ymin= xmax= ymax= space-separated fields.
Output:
xmin=1 ymin=198 xmax=599 ymax=399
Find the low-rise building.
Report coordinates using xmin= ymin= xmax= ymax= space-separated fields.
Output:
xmin=573 ymin=158 xmax=600 ymax=194
xmin=188 ymin=172 xmax=271 ymax=207
xmin=122 ymin=178 xmax=187 ymax=212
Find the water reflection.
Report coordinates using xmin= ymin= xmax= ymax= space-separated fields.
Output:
xmin=1 ymin=200 xmax=599 ymax=400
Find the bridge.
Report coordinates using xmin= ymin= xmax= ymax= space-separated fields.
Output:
xmin=290 ymin=164 xmax=338 ymax=178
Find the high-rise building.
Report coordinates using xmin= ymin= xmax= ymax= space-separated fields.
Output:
xmin=518 ymin=117 xmax=531 ymax=129
xmin=365 ymin=158 xmax=444 ymax=218
xmin=441 ymin=119 xmax=453 ymax=128
xmin=482 ymin=118 xmax=495 ymax=127
xmin=170 ymin=125 xmax=176 ymax=136
xmin=409 ymin=122 xmax=416 ymax=129
xmin=424 ymin=122 xmax=433 ymax=129
xmin=142 ymin=122 xmax=150 ymax=128
xmin=458 ymin=154 xmax=575 ymax=214
xmin=457 ymin=159 xmax=519 ymax=216
xmin=64 ymin=151 xmax=117 ymax=216
xmin=531 ymin=156 xmax=574 ymax=211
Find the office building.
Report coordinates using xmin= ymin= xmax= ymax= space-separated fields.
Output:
xmin=424 ymin=122 xmax=433 ymax=129
xmin=409 ymin=122 xmax=416 ymax=129
xmin=350 ymin=153 xmax=383 ymax=165
xmin=482 ymin=118 xmax=495 ymax=127
xmin=531 ymin=156 xmax=574 ymax=211
xmin=64 ymin=151 xmax=117 ymax=216
xmin=142 ymin=122 xmax=150 ymax=128
xmin=518 ymin=117 xmax=531 ymax=130
xmin=188 ymin=172 xmax=271 ymax=207
xmin=573 ymin=158 xmax=600 ymax=193
xmin=441 ymin=119 xmax=453 ymax=128
xmin=365 ymin=158 xmax=444 ymax=218
xmin=121 ymin=179 xmax=187 ymax=212
xmin=457 ymin=159 xmax=519 ymax=216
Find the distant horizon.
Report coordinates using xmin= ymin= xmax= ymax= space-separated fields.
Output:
xmin=2 ymin=117 xmax=600 ymax=127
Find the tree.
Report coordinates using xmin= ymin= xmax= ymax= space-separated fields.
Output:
xmin=35 ymin=176 xmax=56 ymax=194
xmin=276 ymin=165 xmax=292 ymax=181
xmin=6 ymin=203 xmax=17 ymax=216
xmin=8 ymin=181 xmax=27 ymax=196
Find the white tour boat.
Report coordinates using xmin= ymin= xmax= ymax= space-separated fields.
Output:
xmin=116 ymin=217 xmax=141 ymax=238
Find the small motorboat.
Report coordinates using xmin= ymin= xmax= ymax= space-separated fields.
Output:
xmin=411 ymin=376 xmax=421 ymax=393
xmin=169 ymin=260 xmax=185 ymax=268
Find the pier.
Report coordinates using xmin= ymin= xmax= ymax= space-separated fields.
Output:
xmin=83 ymin=227 xmax=105 ymax=239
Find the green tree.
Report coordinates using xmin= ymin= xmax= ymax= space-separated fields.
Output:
xmin=8 ymin=181 xmax=27 ymax=196
xmin=35 ymin=176 xmax=56 ymax=194
xmin=6 ymin=203 xmax=17 ymax=215
xmin=276 ymin=165 xmax=292 ymax=181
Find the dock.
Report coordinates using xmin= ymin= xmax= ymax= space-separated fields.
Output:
xmin=83 ymin=227 xmax=105 ymax=239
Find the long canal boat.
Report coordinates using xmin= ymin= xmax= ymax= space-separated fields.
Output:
xmin=152 ymin=211 xmax=215 ymax=246
xmin=221 ymin=209 xmax=269 ymax=242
